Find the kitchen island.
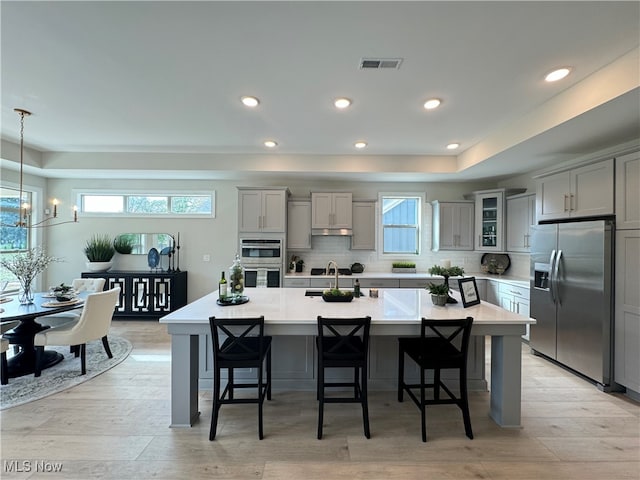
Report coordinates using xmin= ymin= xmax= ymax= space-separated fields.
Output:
xmin=160 ymin=287 xmax=534 ymax=429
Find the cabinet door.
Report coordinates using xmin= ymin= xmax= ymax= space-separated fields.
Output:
xmin=261 ymin=190 xmax=286 ymax=232
xmin=475 ymin=191 xmax=504 ymax=251
xmin=238 ymin=190 xmax=262 ymax=232
xmin=615 ymin=152 xmax=640 ymax=230
xmin=537 ymin=171 xmax=571 ymax=221
xmin=615 ymin=229 xmax=640 ymax=391
xmin=311 ymin=193 xmax=333 ymax=228
xmin=571 ymin=159 xmax=614 ymax=218
xmin=351 ymin=201 xmax=376 ymax=250
xmin=311 ymin=192 xmax=352 ymax=229
xmin=507 ymin=194 xmax=535 ymax=252
xmin=485 ymin=280 xmax=500 ymax=305
xmin=433 ymin=202 xmax=474 ymax=251
xmin=287 ymin=201 xmax=311 ymax=249
xmin=332 ymin=193 xmax=353 ymax=228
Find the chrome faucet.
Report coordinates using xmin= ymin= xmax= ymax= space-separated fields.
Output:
xmin=326 ymin=260 xmax=339 ymax=290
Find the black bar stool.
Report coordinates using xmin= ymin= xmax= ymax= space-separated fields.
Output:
xmin=398 ymin=317 xmax=474 ymax=442
xmin=316 ymin=315 xmax=371 ymax=439
xmin=208 ymin=316 xmax=272 ymax=440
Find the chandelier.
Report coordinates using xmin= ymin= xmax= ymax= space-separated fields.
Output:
xmin=2 ymin=108 xmax=78 ymax=229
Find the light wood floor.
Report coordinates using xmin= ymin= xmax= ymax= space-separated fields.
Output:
xmin=1 ymin=321 xmax=638 ymax=480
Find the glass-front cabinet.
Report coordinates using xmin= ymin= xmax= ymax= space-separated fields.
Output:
xmin=471 ymin=190 xmax=503 ymax=252
xmin=467 ymin=188 xmax=526 ymax=252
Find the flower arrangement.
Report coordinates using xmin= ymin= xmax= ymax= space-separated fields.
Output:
xmin=0 ymin=247 xmax=60 ymax=304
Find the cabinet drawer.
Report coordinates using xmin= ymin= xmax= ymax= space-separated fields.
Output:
xmin=310 ymin=277 xmax=353 ymax=288
xmin=498 ymin=282 xmax=530 ymax=300
xmin=283 ymin=278 xmax=310 ymax=288
xmin=399 ymin=278 xmax=429 ymax=289
xmin=359 ymin=279 xmax=399 ymax=288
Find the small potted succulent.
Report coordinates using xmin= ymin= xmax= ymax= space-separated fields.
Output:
xmin=427 ymin=282 xmax=450 ymax=306
xmin=84 ymin=234 xmax=116 ymax=272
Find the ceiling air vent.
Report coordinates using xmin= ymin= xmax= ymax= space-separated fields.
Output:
xmin=359 ymin=58 xmax=403 ymax=70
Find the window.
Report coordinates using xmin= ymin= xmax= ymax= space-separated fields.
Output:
xmin=0 ymin=187 xmax=31 ymax=252
xmin=78 ymin=191 xmax=215 ymax=217
xmin=380 ymin=194 xmax=422 ymax=255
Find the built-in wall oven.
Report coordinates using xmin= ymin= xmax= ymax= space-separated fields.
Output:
xmin=239 ymin=238 xmax=284 ymax=288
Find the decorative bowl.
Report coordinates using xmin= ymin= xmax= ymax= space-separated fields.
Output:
xmin=322 ymin=292 xmax=354 ymax=302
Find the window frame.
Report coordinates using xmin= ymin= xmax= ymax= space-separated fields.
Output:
xmin=75 ymin=189 xmax=216 ymax=218
xmin=1 ymin=181 xmax=44 ymax=254
xmin=377 ymin=192 xmax=424 ymax=258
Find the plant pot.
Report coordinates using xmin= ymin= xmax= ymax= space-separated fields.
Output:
xmin=322 ymin=293 xmax=354 ymax=302
xmin=85 ymin=261 xmax=113 ymax=272
xmin=431 ymin=294 xmax=448 ymax=306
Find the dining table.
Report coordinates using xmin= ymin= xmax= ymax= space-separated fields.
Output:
xmin=0 ymin=291 xmax=86 ymax=377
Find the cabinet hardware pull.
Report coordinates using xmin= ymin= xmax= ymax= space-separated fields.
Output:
xmin=570 ymin=194 xmax=574 ymax=211
xmin=563 ymin=194 xmax=569 ymax=212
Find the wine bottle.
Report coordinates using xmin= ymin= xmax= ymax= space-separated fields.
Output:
xmin=218 ymin=271 xmax=227 ymax=300
xmin=354 ymin=278 xmax=361 ymax=298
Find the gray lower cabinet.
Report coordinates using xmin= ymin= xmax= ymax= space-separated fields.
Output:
xmin=198 ymin=278 xmax=489 ymax=390
xmin=615 ymin=229 xmax=640 ymax=396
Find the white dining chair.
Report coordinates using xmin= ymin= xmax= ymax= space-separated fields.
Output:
xmin=38 ymin=278 xmax=106 ymax=327
xmin=33 ymin=287 xmax=120 ymax=377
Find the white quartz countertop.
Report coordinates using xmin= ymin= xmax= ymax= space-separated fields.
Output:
xmin=285 ymin=271 xmax=529 ymax=288
xmin=160 ymin=288 xmax=534 ymax=327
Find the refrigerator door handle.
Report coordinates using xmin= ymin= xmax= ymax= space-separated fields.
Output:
xmin=549 ymin=249 xmax=557 ymax=303
xmin=554 ymin=249 xmax=563 ymax=305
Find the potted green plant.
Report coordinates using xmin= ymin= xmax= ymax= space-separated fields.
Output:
xmin=428 ymin=264 xmax=465 ymax=304
xmin=392 ymin=261 xmax=416 ymax=273
xmin=427 ymin=282 xmax=450 ymax=306
xmin=322 ymin=287 xmax=354 ymax=303
xmin=84 ymin=234 xmax=116 ymax=272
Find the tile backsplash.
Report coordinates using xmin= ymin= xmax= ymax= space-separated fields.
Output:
xmin=288 ymin=236 xmax=530 ymax=279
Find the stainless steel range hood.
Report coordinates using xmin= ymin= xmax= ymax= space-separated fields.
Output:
xmin=311 ymin=228 xmax=353 ymax=236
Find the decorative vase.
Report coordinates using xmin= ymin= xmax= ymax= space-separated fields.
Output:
xmin=431 ymin=294 xmax=448 ymax=306
xmin=229 ymin=254 xmax=245 ymax=298
xmin=18 ymin=278 xmax=34 ymax=304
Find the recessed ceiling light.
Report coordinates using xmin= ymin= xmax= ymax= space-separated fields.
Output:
xmin=334 ymin=98 xmax=352 ymax=109
xmin=423 ymin=98 xmax=441 ymax=110
xmin=446 ymin=143 xmax=460 ymax=150
xmin=264 ymin=140 xmax=277 ymax=148
xmin=354 ymin=141 xmax=367 ymax=149
xmin=545 ymin=67 xmax=571 ymax=82
xmin=241 ymin=96 xmax=260 ymax=107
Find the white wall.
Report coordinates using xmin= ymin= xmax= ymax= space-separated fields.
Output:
xmin=42 ymin=177 xmax=499 ymax=301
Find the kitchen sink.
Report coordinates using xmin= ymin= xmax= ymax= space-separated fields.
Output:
xmin=305 ymin=290 xmax=324 ymax=297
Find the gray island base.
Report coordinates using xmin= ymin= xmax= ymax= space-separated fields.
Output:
xmin=160 ymin=288 xmax=534 ymax=429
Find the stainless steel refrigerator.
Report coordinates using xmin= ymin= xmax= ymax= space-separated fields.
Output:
xmin=530 ymin=219 xmax=614 ymax=389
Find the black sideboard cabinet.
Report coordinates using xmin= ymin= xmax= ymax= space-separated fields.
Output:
xmin=81 ymin=270 xmax=188 ymax=320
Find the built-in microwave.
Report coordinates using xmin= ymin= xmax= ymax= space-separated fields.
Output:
xmin=239 ymin=238 xmax=283 ymax=262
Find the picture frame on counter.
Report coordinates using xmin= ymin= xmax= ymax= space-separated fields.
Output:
xmin=458 ymin=277 xmax=480 ymax=308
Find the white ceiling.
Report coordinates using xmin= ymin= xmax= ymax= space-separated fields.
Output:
xmin=1 ymin=1 xmax=639 ymax=182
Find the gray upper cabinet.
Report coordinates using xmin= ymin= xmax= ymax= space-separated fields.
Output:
xmin=615 ymin=151 xmax=640 ymax=230
xmin=536 ymin=158 xmax=614 ymax=221
xmin=287 ymin=200 xmax=312 ymax=249
xmin=311 ymin=192 xmax=352 ymax=229
xmin=431 ymin=201 xmax=474 ymax=251
xmin=506 ymin=193 xmax=536 ymax=253
xmin=238 ymin=187 xmax=288 ymax=233
xmin=351 ymin=201 xmax=376 ymax=250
